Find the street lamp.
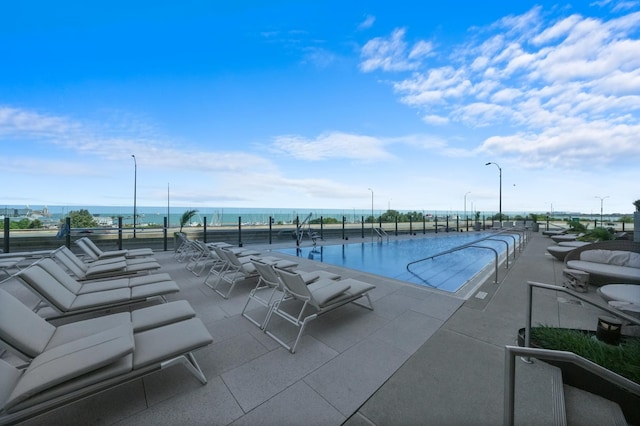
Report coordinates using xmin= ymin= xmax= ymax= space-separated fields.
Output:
xmin=368 ymin=188 xmax=374 ymax=240
xmin=595 ymin=195 xmax=609 ymax=228
xmin=464 ymin=191 xmax=471 ymax=219
xmin=485 ymin=162 xmax=502 ymax=227
xmin=132 ymin=155 xmax=137 ymax=238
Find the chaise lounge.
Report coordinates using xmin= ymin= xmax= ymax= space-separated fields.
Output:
xmin=15 ymin=259 xmax=180 ymax=318
xmin=564 ymin=241 xmax=640 ymax=285
xmin=75 ymin=237 xmax=154 ymax=260
xmin=263 ymin=267 xmax=375 ymax=353
xmin=52 ymin=246 xmax=161 ymax=281
xmin=0 ymin=290 xmax=212 ymax=425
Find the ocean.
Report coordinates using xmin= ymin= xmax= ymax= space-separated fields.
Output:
xmin=2 ymin=204 xmax=607 ymax=228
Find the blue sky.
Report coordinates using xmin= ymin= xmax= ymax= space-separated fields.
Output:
xmin=1 ymin=0 xmax=639 ymax=216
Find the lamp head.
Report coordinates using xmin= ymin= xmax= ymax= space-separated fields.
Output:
xmin=485 ymin=162 xmax=491 ymax=165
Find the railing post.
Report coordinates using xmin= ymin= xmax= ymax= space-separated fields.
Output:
xmin=409 ymin=216 xmax=412 ymax=235
xmin=163 ymin=217 xmax=168 ymax=251
xmin=395 ymin=216 xmax=398 ymax=236
xmin=238 ymin=216 xmax=242 ymax=247
xmin=504 ymin=347 xmax=516 ymax=426
xmin=446 ymin=215 xmax=449 ymax=232
xmin=269 ymin=216 xmax=273 ymax=244
xmin=423 ymin=216 xmax=426 ymax=234
xmin=456 ymin=215 xmax=459 ymax=232
xmin=3 ymin=217 xmax=10 ymax=253
xmin=361 ymin=216 xmax=364 ymax=239
xmin=435 ymin=216 xmax=438 ymax=233
xmin=320 ymin=216 xmax=324 ymax=240
xmin=342 ymin=216 xmax=346 ymax=240
xmin=65 ymin=217 xmax=71 ymax=249
xmin=118 ymin=217 xmax=123 ymax=250
xmin=203 ymin=217 xmax=207 ymax=244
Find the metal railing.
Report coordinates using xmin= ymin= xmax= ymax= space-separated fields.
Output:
xmin=509 ymin=281 xmax=640 ymax=426
xmin=504 ymin=345 xmax=640 ymax=426
xmin=373 ymin=227 xmax=389 ymax=242
xmin=405 ymin=230 xmax=525 ymax=286
xmin=524 ymin=281 xmax=640 ymax=351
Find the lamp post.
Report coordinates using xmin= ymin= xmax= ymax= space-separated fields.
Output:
xmin=368 ymin=188 xmax=374 ymax=240
xmin=464 ymin=191 xmax=471 ymax=219
xmin=485 ymin=162 xmax=502 ymax=227
xmin=132 ymin=154 xmax=137 ymax=238
xmin=595 ymin=195 xmax=609 ymax=228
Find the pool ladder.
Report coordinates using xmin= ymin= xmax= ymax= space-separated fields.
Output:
xmin=373 ymin=227 xmax=389 ymax=242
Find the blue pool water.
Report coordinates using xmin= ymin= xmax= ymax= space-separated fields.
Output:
xmin=278 ymin=233 xmax=519 ymax=293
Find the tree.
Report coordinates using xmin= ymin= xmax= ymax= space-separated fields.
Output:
xmin=65 ymin=209 xmax=97 ymax=228
xmin=179 ymin=209 xmax=198 ymax=232
xmin=28 ymin=219 xmax=43 ymax=229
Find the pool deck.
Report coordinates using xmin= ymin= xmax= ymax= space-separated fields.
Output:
xmin=4 ymin=231 xmax=620 ymax=425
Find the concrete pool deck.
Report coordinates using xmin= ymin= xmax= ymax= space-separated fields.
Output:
xmin=3 ymin=231 xmax=620 ymax=425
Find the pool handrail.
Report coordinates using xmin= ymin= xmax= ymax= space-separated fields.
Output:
xmin=406 ymin=243 xmax=500 ymax=286
xmin=405 ymin=230 xmax=525 ymax=286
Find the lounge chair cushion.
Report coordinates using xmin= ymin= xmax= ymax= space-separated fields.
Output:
xmin=132 ymin=318 xmax=213 ymax=369
xmin=628 ymin=253 xmax=640 ymax=269
xmin=131 ymin=301 xmax=193 ymax=331
xmin=565 ymin=260 xmax=640 ymax=282
xmin=580 ymin=249 xmax=630 ymax=266
xmin=311 ymin=281 xmax=352 ymax=306
xmin=0 ymin=290 xmax=55 ymax=357
xmin=45 ymin=301 xmax=195 ymax=350
xmin=6 ymin=324 xmax=134 ymax=410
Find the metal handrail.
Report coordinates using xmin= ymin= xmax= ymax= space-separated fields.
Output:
xmin=504 ymin=345 xmax=640 ymax=426
xmin=373 ymin=227 xmax=389 ymax=242
xmin=405 ymin=231 xmax=523 ymax=285
xmin=406 ymin=244 xmax=499 ymax=286
xmin=524 ymin=281 xmax=640 ymax=350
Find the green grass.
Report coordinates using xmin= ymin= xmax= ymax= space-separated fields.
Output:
xmin=531 ymin=326 xmax=640 ymax=384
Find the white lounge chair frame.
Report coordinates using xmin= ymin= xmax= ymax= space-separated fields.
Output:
xmin=264 ymin=268 xmax=375 ymax=353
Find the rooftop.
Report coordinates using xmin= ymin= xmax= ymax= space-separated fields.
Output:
xmin=2 ymin=231 xmax=631 ymax=425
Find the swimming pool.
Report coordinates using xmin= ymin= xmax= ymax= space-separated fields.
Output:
xmin=278 ymin=232 xmax=520 ymax=296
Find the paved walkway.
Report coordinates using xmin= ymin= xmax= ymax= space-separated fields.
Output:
xmin=4 ymin=231 xmax=610 ymax=425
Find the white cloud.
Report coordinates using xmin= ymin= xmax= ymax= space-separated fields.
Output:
xmin=360 ymin=28 xmax=431 ymax=72
xmin=360 ymin=6 xmax=640 ymax=168
xmin=271 ymin=131 xmax=394 ymax=161
xmin=358 ymin=15 xmax=375 ymax=30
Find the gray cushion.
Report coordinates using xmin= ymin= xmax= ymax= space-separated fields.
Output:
xmin=6 ymin=324 xmax=134 ymax=409
xmin=312 ymin=282 xmax=351 ymax=306
xmin=46 ymin=313 xmax=130 ymax=351
xmin=131 ymin=300 xmax=195 ymax=332
xmin=132 ymin=318 xmax=213 ymax=369
xmin=566 ymin=260 xmax=640 ymax=282
xmin=70 ymin=288 xmax=131 ymax=310
xmin=0 ymin=289 xmax=55 ymax=358
xmin=129 ymin=281 xmax=179 ymax=299
xmin=18 ymin=265 xmax=77 ymax=310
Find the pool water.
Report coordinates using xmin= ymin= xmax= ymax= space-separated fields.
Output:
xmin=278 ymin=233 xmax=519 ymax=294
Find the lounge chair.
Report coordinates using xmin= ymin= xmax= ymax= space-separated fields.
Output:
xmin=14 ymin=259 xmax=179 ymax=318
xmin=241 ymin=259 xmax=340 ymax=329
xmin=0 ymin=290 xmax=212 ymax=425
xmin=263 ymin=267 xmax=375 ymax=353
xmin=52 ymin=246 xmax=161 ymax=281
xmin=551 ymin=233 xmax=584 ymax=243
xmin=204 ymin=247 xmax=297 ymax=299
xmin=542 ymin=227 xmax=568 ymax=237
xmin=0 ymin=288 xmax=196 ymax=360
xmin=75 ymin=237 xmax=154 ymax=260
xmin=564 ymin=241 xmax=640 ymax=285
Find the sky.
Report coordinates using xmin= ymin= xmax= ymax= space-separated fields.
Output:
xmin=1 ymin=0 xmax=639 ymax=216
